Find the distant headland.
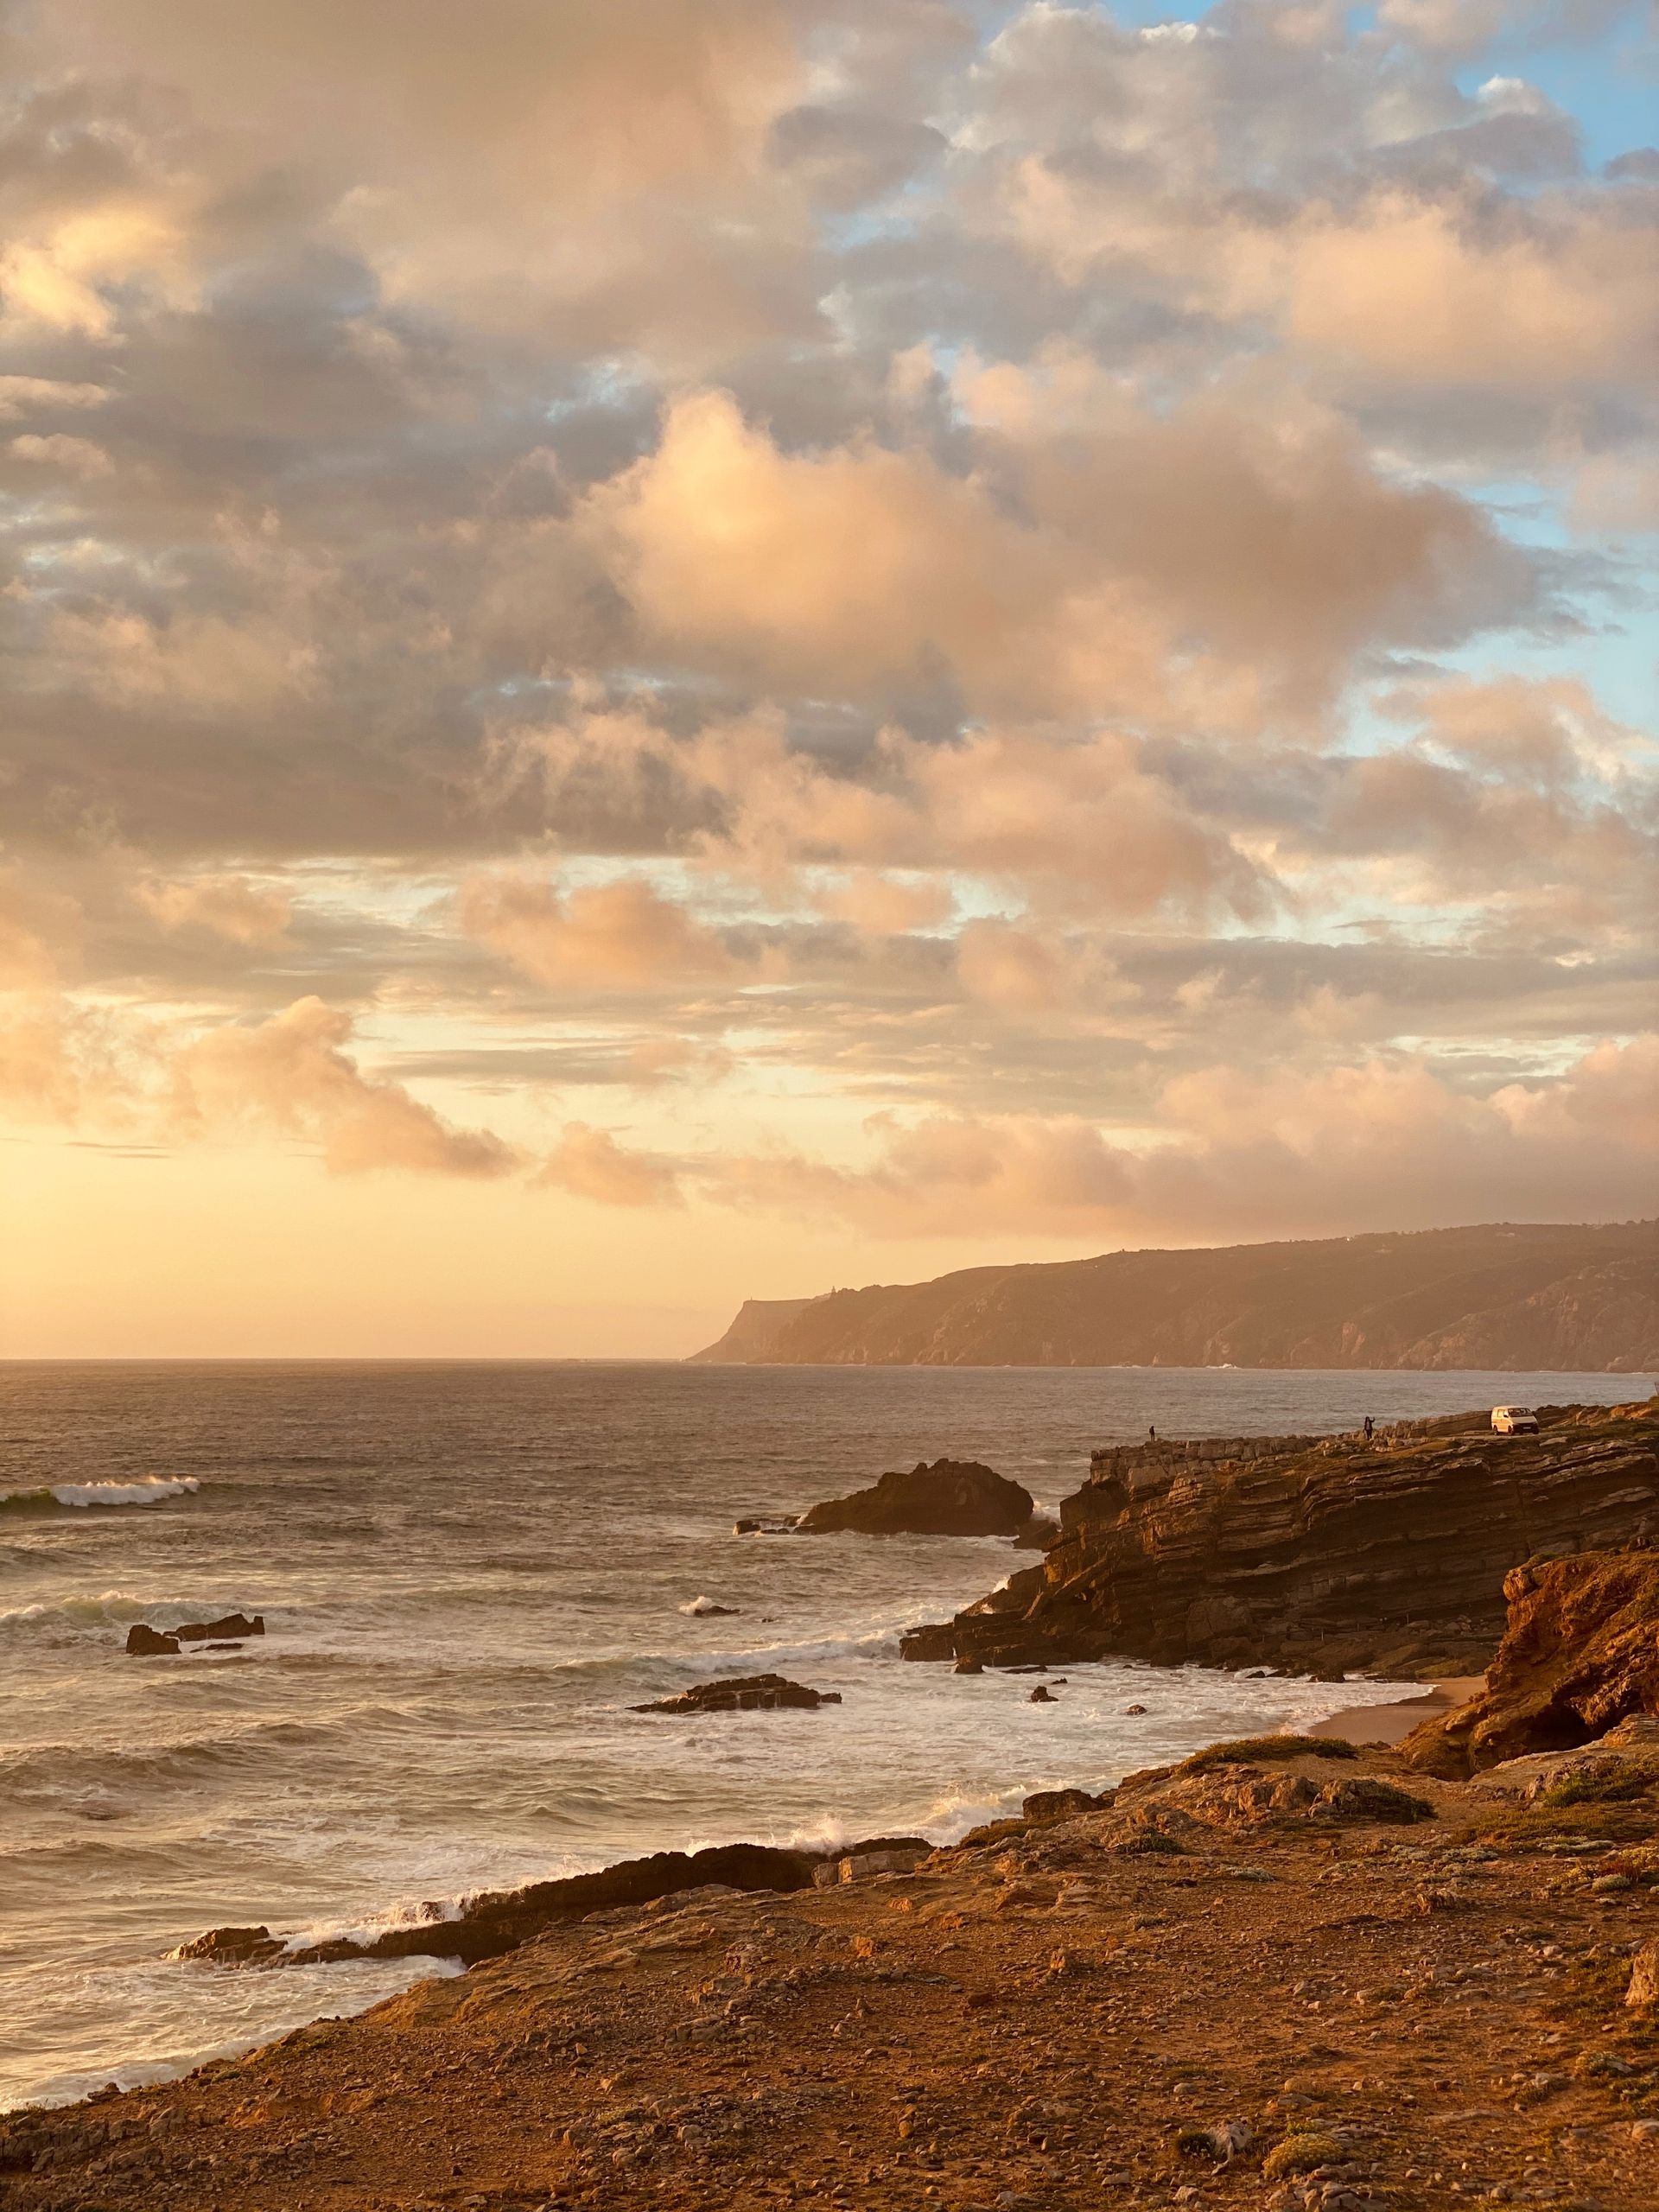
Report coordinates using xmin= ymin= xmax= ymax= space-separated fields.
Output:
xmin=690 ymin=1219 xmax=1658 ymax=1372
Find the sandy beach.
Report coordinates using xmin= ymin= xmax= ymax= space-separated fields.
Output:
xmin=1313 ymin=1675 xmax=1489 ymax=1748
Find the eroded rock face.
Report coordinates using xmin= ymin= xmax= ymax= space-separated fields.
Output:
xmin=1402 ymin=1548 xmax=1659 ymax=1777
xmin=632 ymin=1675 xmax=842 ymax=1715
xmin=900 ymin=1402 xmax=1659 ymax=1677
xmin=798 ymin=1459 xmax=1036 ymax=1538
xmin=175 ymin=1612 xmax=264 ymax=1642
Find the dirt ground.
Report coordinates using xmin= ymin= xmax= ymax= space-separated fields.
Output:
xmin=7 ymin=1741 xmax=1659 ymax=2212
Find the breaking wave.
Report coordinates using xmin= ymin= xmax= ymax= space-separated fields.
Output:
xmin=0 ymin=1478 xmax=200 ymax=1515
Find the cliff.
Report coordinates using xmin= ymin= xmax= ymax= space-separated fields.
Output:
xmin=692 ymin=1219 xmax=1659 ymax=1370
xmin=900 ymin=1399 xmax=1659 ymax=1678
xmin=687 ymin=1296 xmax=819 ymax=1363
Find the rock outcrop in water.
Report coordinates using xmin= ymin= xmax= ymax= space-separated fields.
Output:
xmin=798 ymin=1458 xmax=1037 ymax=1538
xmin=634 ymin=1674 xmax=842 ymax=1715
xmin=1402 ymin=1548 xmax=1659 ymax=1776
xmin=692 ymin=1219 xmax=1658 ymax=1370
xmin=901 ymin=1401 xmax=1659 ymax=1678
xmin=124 ymin=1611 xmax=264 ymax=1656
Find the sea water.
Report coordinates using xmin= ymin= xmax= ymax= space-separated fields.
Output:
xmin=0 ymin=1358 xmax=1637 ymax=2109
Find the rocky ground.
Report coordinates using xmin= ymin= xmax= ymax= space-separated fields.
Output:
xmin=9 ymin=1730 xmax=1659 ymax=2212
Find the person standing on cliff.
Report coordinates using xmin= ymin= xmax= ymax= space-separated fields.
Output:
xmin=1147 ymin=1425 xmax=1156 ymax=1443
xmin=1363 ymin=1415 xmax=1375 ymax=1442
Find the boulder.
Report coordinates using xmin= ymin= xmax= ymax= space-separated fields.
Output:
xmin=125 ymin=1624 xmax=181 ymax=1656
xmin=797 ymin=1459 xmax=1036 ymax=1539
xmin=1029 ymin=1685 xmax=1056 ymax=1704
xmin=953 ymin=1656 xmax=984 ymax=1675
xmin=632 ymin=1673 xmax=842 ymax=1715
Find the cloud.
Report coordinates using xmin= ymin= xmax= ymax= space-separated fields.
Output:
xmin=586 ymin=385 xmax=1522 ymax=721
xmin=457 ymin=874 xmax=737 ymax=988
xmin=7 ymin=432 xmax=112 ymax=477
xmin=137 ymin=875 xmax=293 ymax=944
xmin=533 ymin=1122 xmax=687 ymax=1208
xmin=170 ymin=998 xmax=518 ymax=1176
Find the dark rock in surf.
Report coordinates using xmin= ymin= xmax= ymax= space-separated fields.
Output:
xmin=175 ymin=1612 xmax=265 ymax=1643
xmin=173 ymin=1924 xmax=284 ymax=1967
xmin=798 ymin=1459 xmax=1036 ymax=1539
xmin=734 ymin=1515 xmax=803 ymax=1535
xmin=125 ymin=1624 xmax=181 ymax=1656
xmin=634 ymin=1673 xmax=842 ymax=1715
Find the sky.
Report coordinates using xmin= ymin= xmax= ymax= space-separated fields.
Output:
xmin=1 ymin=0 xmax=1656 ymax=1357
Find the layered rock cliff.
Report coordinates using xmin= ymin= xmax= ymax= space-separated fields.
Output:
xmin=900 ymin=1399 xmax=1659 ymax=1679
xmin=692 ymin=1220 xmax=1659 ymax=1370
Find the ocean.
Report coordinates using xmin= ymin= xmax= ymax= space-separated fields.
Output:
xmin=1 ymin=1358 xmax=1639 ymax=2112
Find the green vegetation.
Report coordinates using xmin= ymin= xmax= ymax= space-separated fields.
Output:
xmin=1262 ymin=2131 xmax=1346 ymax=2179
xmin=1538 ymin=1757 xmax=1659 ymax=1808
xmin=1178 ymin=1734 xmax=1359 ymax=1776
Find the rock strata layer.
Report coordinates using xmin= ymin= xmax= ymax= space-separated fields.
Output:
xmin=797 ymin=1458 xmax=1037 ymax=1537
xmin=902 ymin=1401 xmax=1659 ymax=1677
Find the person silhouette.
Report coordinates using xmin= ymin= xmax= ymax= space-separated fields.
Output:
xmin=1147 ymin=1424 xmax=1156 ymax=1443
xmin=1363 ymin=1414 xmax=1375 ymax=1441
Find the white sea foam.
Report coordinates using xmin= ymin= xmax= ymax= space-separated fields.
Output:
xmin=0 ymin=1477 xmax=200 ymax=1512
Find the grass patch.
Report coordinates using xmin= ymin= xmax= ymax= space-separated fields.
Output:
xmin=1539 ymin=1758 xmax=1659 ymax=1809
xmin=1262 ymin=2131 xmax=1345 ymax=2179
xmin=1179 ymin=1734 xmax=1359 ymax=1776
xmin=1459 ymin=1802 xmax=1659 ymax=1849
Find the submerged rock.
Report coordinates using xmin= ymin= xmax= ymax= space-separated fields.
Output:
xmin=633 ymin=1674 xmax=842 ymax=1715
xmin=798 ymin=1459 xmax=1036 ymax=1538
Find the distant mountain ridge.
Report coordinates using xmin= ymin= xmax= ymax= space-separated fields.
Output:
xmin=689 ymin=1222 xmax=1659 ymax=1372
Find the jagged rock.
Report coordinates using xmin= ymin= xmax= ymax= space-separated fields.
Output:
xmin=1403 ymin=1548 xmax=1659 ymax=1777
xmin=953 ymin=1656 xmax=984 ymax=1675
xmin=125 ymin=1624 xmax=181 ymax=1656
xmin=797 ymin=1459 xmax=1036 ymax=1538
xmin=632 ymin=1674 xmax=842 ymax=1715
xmin=1029 ymin=1685 xmax=1056 ymax=1704
xmin=901 ymin=1402 xmax=1659 ymax=1674
xmin=1021 ymin=1787 xmax=1109 ymax=1822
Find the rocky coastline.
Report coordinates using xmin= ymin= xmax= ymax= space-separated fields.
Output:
xmin=901 ymin=1401 xmax=1659 ymax=1680
xmin=10 ymin=1402 xmax=1659 ymax=2212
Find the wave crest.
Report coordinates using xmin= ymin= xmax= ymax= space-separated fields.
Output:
xmin=0 ymin=1477 xmax=201 ymax=1515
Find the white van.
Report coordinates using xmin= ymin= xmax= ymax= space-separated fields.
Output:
xmin=1491 ymin=1406 xmax=1540 ymax=1435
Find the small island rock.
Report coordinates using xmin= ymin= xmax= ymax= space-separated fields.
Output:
xmin=797 ymin=1459 xmax=1036 ymax=1539
xmin=633 ymin=1674 xmax=842 ymax=1715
